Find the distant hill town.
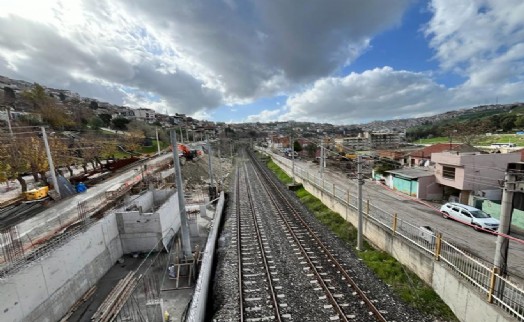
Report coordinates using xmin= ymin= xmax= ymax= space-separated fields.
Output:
xmin=1 ymin=74 xmax=523 ymax=137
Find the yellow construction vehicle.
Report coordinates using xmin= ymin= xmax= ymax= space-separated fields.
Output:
xmin=24 ymin=186 xmax=49 ymax=201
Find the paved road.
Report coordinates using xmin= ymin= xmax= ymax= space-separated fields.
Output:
xmin=281 ymin=156 xmax=524 ymax=283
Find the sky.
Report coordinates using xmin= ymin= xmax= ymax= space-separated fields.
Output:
xmin=0 ymin=0 xmax=523 ymax=125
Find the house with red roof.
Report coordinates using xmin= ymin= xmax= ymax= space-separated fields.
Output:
xmin=408 ymin=143 xmax=480 ymax=167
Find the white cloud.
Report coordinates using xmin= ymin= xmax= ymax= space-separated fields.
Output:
xmin=0 ymin=0 xmax=412 ymax=118
xmin=280 ymin=67 xmax=450 ymax=124
xmin=246 ymin=109 xmax=283 ymax=123
xmin=271 ymin=0 xmax=524 ymax=126
xmin=426 ymin=0 xmax=524 ymax=102
xmin=3 ymin=0 xmax=522 ymax=125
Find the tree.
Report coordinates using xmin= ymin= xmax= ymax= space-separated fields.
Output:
xmin=89 ymin=100 xmax=99 ymax=110
xmin=305 ymin=143 xmax=317 ymax=158
xmin=99 ymin=113 xmax=112 ymax=127
xmin=21 ymin=136 xmax=49 ymax=183
xmin=225 ymin=127 xmax=236 ymax=138
xmin=22 ymin=83 xmax=48 ymax=109
xmin=293 ymin=140 xmax=303 ymax=152
xmin=121 ymin=131 xmax=143 ymax=154
xmin=49 ymin=135 xmax=76 ymax=177
xmin=22 ymin=84 xmax=75 ymax=129
xmin=88 ymin=116 xmax=104 ymax=130
xmin=75 ymin=133 xmax=118 ymax=171
xmin=0 ymin=135 xmax=32 ymax=191
xmin=500 ymin=114 xmax=517 ymax=132
xmin=442 ymin=121 xmax=492 ymax=145
xmin=112 ymin=117 xmax=130 ymax=131
xmin=3 ymin=86 xmax=16 ymax=106
xmin=58 ymin=92 xmax=67 ymax=101
xmin=515 ymin=116 xmax=524 ymax=130
xmin=127 ymin=119 xmax=156 ymax=138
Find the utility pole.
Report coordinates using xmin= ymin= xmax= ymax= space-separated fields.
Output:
xmin=206 ymin=135 xmax=215 ymax=198
xmin=170 ymin=130 xmax=192 ymax=258
xmin=155 ymin=127 xmax=160 ymax=155
xmin=5 ymin=107 xmax=13 ymax=136
xmin=291 ymin=136 xmax=295 ymax=185
xmin=41 ymin=127 xmax=61 ymax=199
xmin=320 ymin=139 xmax=324 ymax=178
xmin=217 ymin=144 xmax=222 ymax=191
xmin=494 ymin=171 xmax=515 ymax=275
xmin=357 ymin=155 xmax=364 ymax=251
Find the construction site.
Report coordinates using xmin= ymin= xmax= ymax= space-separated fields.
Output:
xmin=0 ymin=141 xmax=232 ymax=322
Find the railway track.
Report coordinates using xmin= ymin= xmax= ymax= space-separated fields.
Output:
xmin=235 ymin=164 xmax=287 ymax=321
xmin=248 ymin=149 xmax=387 ymax=321
xmin=220 ymin=150 xmax=388 ymax=321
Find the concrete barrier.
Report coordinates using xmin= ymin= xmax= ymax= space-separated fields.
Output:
xmin=187 ymin=191 xmax=226 ymax=322
xmin=0 ymin=215 xmax=123 ymax=322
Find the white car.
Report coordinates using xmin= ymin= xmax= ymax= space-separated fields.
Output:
xmin=439 ymin=203 xmax=500 ymax=232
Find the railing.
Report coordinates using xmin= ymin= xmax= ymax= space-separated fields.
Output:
xmin=262 ymin=148 xmax=524 ymax=321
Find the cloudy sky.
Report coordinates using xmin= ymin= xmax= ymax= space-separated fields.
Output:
xmin=1 ymin=0 xmax=523 ymax=125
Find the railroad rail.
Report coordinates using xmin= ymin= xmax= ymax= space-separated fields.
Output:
xmin=236 ymin=164 xmax=286 ymax=321
xmin=247 ymin=149 xmax=387 ymax=321
xmin=217 ymin=150 xmax=388 ymax=321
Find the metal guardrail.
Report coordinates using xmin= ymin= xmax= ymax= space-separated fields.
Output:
xmin=263 ymin=149 xmax=524 ymax=321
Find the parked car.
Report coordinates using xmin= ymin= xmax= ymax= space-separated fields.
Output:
xmin=439 ymin=203 xmax=500 ymax=232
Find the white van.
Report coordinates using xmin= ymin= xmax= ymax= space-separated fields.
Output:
xmin=439 ymin=203 xmax=500 ymax=232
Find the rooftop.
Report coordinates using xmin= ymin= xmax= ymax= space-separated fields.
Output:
xmin=386 ymin=167 xmax=435 ymax=179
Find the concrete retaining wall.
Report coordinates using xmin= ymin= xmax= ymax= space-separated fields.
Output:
xmin=270 ymin=154 xmax=514 ymax=322
xmin=0 ymin=215 xmax=122 ymax=322
xmin=117 ymin=191 xmax=180 ymax=253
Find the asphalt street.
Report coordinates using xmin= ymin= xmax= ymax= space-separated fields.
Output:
xmin=290 ymin=157 xmax=524 ymax=283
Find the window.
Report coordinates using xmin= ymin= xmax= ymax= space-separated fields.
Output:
xmin=442 ymin=166 xmax=456 ymax=179
xmin=461 ymin=210 xmax=471 ymax=218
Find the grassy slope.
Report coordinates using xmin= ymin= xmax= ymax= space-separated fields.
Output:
xmin=266 ymin=158 xmax=457 ymax=321
xmin=418 ymin=134 xmax=524 ymax=146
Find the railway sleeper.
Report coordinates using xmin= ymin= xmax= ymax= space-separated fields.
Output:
xmin=245 ymin=316 xmax=276 ymax=322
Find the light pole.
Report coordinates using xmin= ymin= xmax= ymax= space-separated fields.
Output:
xmin=357 ymin=154 xmax=364 ymax=251
xmin=170 ymin=130 xmax=192 ymax=258
xmin=291 ymin=136 xmax=295 ymax=185
xmin=41 ymin=127 xmax=60 ymax=199
xmin=320 ymin=139 xmax=324 ymax=178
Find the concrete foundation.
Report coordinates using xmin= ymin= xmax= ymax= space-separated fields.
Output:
xmin=0 ymin=215 xmax=122 ymax=322
xmin=116 ymin=190 xmax=180 ymax=253
xmin=0 ymin=189 xmax=182 ymax=322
